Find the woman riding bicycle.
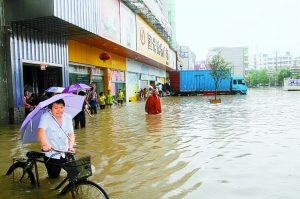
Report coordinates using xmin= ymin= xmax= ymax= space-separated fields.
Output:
xmin=37 ymin=99 xmax=75 ymax=178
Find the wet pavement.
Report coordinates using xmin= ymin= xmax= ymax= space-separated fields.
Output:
xmin=1 ymin=88 xmax=300 ymax=199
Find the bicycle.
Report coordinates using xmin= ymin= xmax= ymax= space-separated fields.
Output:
xmin=5 ymin=150 xmax=110 ymax=198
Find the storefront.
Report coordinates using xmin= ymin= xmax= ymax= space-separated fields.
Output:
xmin=3 ymin=0 xmax=105 ymax=124
xmin=157 ymin=77 xmax=165 ymax=84
xmin=110 ymin=69 xmax=126 ymax=97
xmin=68 ymin=41 xmax=126 ymax=97
xmin=126 ymin=72 xmax=139 ymax=102
xmin=69 ymin=63 xmax=104 ymax=94
xmin=6 ymin=24 xmax=68 ymax=123
xmin=126 ymin=59 xmax=166 ymax=101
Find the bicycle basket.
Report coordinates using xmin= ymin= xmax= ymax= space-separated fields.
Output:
xmin=63 ymin=156 xmax=92 ymax=181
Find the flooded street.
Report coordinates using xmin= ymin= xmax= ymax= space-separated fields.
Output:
xmin=1 ymin=88 xmax=300 ymax=199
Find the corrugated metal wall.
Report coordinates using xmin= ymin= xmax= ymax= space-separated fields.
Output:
xmin=10 ymin=24 xmax=68 ymax=107
xmin=54 ymin=0 xmax=101 ymax=36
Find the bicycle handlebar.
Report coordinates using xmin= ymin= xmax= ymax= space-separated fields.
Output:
xmin=44 ymin=148 xmax=76 ymax=163
xmin=51 ymin=148 xmax=76 ymax=155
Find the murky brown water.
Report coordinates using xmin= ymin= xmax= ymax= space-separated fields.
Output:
xmin=1 ymin=88 xmax=300 ymax=199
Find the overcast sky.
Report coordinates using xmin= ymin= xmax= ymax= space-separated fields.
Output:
xmin=175 ymin=0 xmax=300 ymax=60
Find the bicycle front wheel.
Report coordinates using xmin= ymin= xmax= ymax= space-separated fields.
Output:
xmin=61 ymin=180 xmax=109 ymax=199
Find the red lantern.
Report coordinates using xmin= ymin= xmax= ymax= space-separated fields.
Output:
xmin=99 ymin=52 xmax=111 ymax=62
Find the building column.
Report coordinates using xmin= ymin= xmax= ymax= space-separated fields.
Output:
xmin=0 ymin=2 xmax=10 ymax=125
xmin=103 ymin=68 xmax=110 ymax=94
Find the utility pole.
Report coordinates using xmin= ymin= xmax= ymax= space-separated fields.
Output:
xmin=275 ymin=52 xmax=277 ymax=87
xmin=274 ymin=51 xmax=279 ymax=87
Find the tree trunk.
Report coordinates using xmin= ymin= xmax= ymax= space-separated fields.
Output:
xmin=215 ymin=89 xmax=217 ymax=100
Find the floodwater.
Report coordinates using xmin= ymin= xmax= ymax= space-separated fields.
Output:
xmin=1 ymin=88 xmax=300 ymax=199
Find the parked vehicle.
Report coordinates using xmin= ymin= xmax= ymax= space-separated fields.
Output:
xmin=169 ymin=70 xmax=247 ymax=96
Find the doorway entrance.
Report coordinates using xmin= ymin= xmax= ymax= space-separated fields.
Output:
xmin=23 ymin=64 xmax=63 ymax=95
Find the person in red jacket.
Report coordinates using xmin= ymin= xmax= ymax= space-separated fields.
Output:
xmin=145 ymin=89 xmax=161 ymax=114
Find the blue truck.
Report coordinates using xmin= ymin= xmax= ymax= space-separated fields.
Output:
xmin=169 ymin=70 xmax=247 ymax=96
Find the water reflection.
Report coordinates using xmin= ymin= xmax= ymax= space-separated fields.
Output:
xmin=145 ymin=114 xmax=162 ymax=133
xmin=1 ymin=88 xmax=300 ymax=198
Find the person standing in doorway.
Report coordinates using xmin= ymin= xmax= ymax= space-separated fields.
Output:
xmin=145 ymin=89 xmax=161 ymax=114
xmin=116 ymin=89 xmax=124 ymax=106
xmin=28 ymin=93 xmax=35 ymax=107
xmin=34 ymin=89 xmax=49 ymax=107
xmin=23 ymin=90 xmax=32 ymax=117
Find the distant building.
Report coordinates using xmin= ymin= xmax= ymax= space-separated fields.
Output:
xmin=249 ymin=52 xmax=293 ymax=70
xmin=207 ymin=46 xmax=248 ymax=77
xmin=165 ymin=0 xmax=184 ymax=71
xmin=180 ymin=46 xmax=196 ymax=70
xmin=293 ymin=57 xmax=300 ymax=67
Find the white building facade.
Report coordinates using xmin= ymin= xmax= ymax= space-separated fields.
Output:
xmin=293 ymin=57 xmax=300 ymax=67
xmin=249 ymin=52 xmax=293 ymax=70
xmin=207 ymin=46 xmax=249 ymax=77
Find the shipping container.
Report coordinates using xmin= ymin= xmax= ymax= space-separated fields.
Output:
xmin=169 ymin=70 xmax=247 ymax=95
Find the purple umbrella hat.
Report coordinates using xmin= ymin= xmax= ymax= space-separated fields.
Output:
xmin=20 ymin=93 xmax=85 ymax=144
xmin=45 ymin=86 xmax=65 ymax=93
xmin=62 ymin=83 xmax=91 ymax=93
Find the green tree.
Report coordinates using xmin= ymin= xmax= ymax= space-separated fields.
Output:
xmin=258 ymin=69 xmax=269 ymax=85
xmin=277 ymin=68 xmax=292 ymax=84
xmin=296 ymin=71 xmax=300 ymax=78
xmin=245 ymin=73 xmax=252 ymax=86
xmin=208 ymin=55 xmax=232 ymax=100
xmin=248 ymin=69 xmax=260 ymax=86
xmin=290 ymin=68 xmax=300 ymax=78
xmin=247 ymin=68 xmax=294 ymax=87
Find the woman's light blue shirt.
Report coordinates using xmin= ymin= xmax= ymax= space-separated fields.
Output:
xmin=38 ymin=111 xmax=74 ymax=159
